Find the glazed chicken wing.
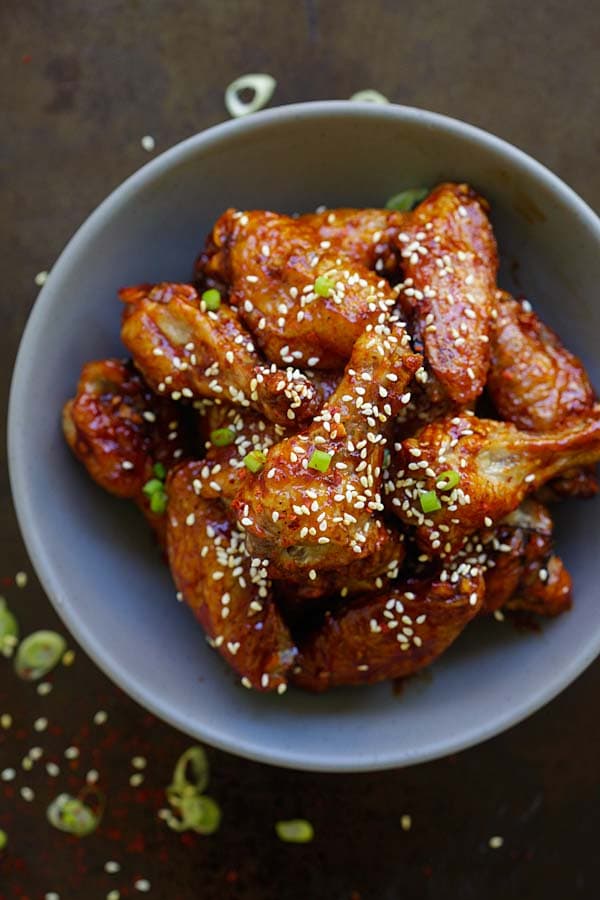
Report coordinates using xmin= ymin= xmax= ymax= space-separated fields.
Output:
xmin=198 ymin=210 xmax=398 ymax=370
xmin=62 ymin=358 xmax=191 ymax=541
xmin=120 ymin=282 xmax=321 ymax=426
xmin=167 ymin=461 xmax=297 ymax=692
xmin=488 ymin=292 xmax=594 ymax=430
xmin=232 ymin=321 xmax=422 ymax=577
xmin=396 ymin=182 xmax=498 ymax=406
xmin=389 ymin=409 xmax=600 ymax=555
xmin=488 ymin=291 xmax=597 ymax=498
xmin=293 ymin=568 xmax=484 ymax=690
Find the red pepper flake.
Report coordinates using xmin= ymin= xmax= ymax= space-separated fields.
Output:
xmin=226 ymin=870 xmax=239 ymax=884
xmin=21 ymin=54 xmax=32 ymax=64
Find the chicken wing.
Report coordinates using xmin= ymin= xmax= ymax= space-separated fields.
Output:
xmin=198 ymin=210 xmax=398 ymax=370
xmin=232 ymin=321 xmax=422 ymax=577
xmin=120 ymin=282 xmax=321 ymax=426
xmin=488 ymin=291 xmax=597 ymax=498
xmin=293 ymin=567 xmax=484 ymax=690
xmin=488 ymin=292 xmax=594 ymax=430
xmin=166 ymin=461 xmax=297 ymax=692
xmin=395 ymin=182 xmax=498 ymax=406
xmin=389 ymin=409 xmax=600 ymax=555
xmin=62 ymin=358 xmax=191 ymax=541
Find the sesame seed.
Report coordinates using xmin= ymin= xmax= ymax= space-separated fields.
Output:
xmin=15 ymin=571 xmax=28 ymax=588
xmin=21 ymin=786 xmax=35 ymax=802
xmin=35 ymin=270 xmax=49 ymax=286
xmin=105 ymin=861 xmax=121 ymax=874
xmin=141 ymin=135 xmax=155 ymax=152
xmin=64 ymin=746 xmax=79 ymax=760
xmin=34 ymin=717 xmax=48 ymax=732
xmin=489 ymin=835 xmax=504 ymax=849
xmin=134 ymin=879 xmax=151 ymax=892
xmin=401 ymin=814 xmax=412 ymax=831
xmin=1 ymin=768 xmax=16 ymax=781
xmin=93 ymin=710 xmax=108 ymax=725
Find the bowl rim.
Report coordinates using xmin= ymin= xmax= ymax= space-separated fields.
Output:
xmin=8 ymin=100 xmax=600 ymax=772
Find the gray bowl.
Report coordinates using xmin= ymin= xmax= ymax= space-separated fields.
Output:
xmin=9 ymin=102 xmax=600 ymax=772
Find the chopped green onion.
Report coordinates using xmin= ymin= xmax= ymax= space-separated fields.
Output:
xmin=225 ymin=73 xmax=276 ymax=118
xmin=168 ymin=793 xmax=222 ymax=835
xmin=153 ymin=462 xmax=167 ymax=480
xmin=170 ymin=746 xmax=209 ymax=796
xmin=419 ymin=490 xmax=442 ymax=514
xmin=350 ymin=89 xmax=389 ymax=104
xmin=0 ymin=829 xmax=7 ymax=850
xmin=0 ymin=598 xmax=19 ymax=657
xmin=47 ymin=790 xmax=103 ymax=837
xmin=244 ymin=450 xmax=267 ymax=473
xmin=165 ymin=746 xmax=221 ymax=835
xmin=383 ymin=449 xmax=391 ymax=469
xmin=275 ymin=819 xmax=314 ymax=843
xmin=142 ymin=478 xmax=164 ymax=497
xmin=314 ymin=275 xmax=336 ymax=298
xmin=385 ymin=187 xmax=429 ymax=212
xmin=201 ymin=289 xmax=221 ymax=311
xmin=308 ymin=449 xmax=332 ymax=473
xmin=210 ymin=427 xmax=235 ymax=448
xmin=149 ymin=490 xmax=168 ymax=515
xmin=436 ymin=469 xmax=460 ymax=491
xmin=15 ymin=630 xmax=66 ymax=681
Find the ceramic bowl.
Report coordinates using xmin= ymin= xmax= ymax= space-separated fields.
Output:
xmin=9 ymin=102 xmax=600 ymax=771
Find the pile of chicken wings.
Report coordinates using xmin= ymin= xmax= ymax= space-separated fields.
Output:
xmin=63 ymin=183 xmax=600 ymax=693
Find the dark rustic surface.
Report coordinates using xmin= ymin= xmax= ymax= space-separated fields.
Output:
xmin=2 ymin=1 xmax=600 ymax=898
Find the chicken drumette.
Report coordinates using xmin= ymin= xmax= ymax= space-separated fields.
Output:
xmin=167 ymin=461 xmax=297 ymax=692
xmin=120 ymin=282 xmax=321 ymax=426
xmin=62 ymin=358 xmax=192 ymax=542
xmin=388 ymin=409 xmax=600 ymax=555
xmin=232 ymin=320 xmax=422 ymax=577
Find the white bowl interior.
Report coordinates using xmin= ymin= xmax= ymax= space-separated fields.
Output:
xmin=9 ymin=103 xmax=600 ymax=770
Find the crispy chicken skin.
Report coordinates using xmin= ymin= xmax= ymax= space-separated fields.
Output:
xmin=294 ymin=569 xmax=484 ymax=690
xmin=488 ymin=292 xmax=594 ymax=430
xmin=389 ymin=409 xmax=600 ymax=555
xmin=232 ymin=321 xmax=422 ymax=577
xmin=197 ymin=210 xmax=398 ymax=370
xmin=166 ymin=461 xmax=297 ymax=691
xmin=62 ymin=358 xmax=190 ymax=541
xmin=120 ymin=282 xmax=321 ymax=426
xmin=488 ymin=291 xmax=597 ymax=499
xmin=396 ymin=183 xmax=498 ymax=406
